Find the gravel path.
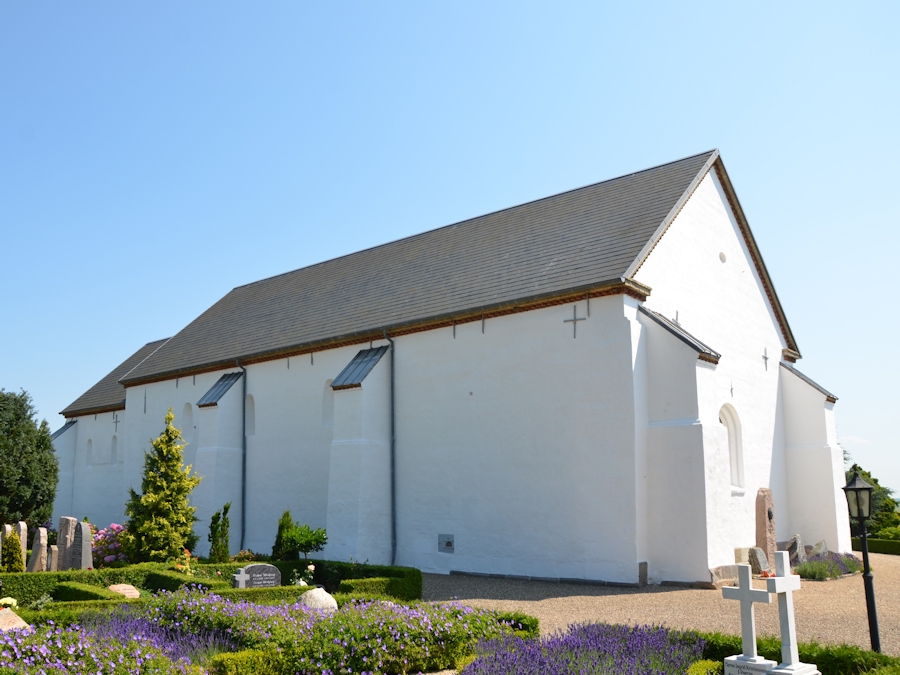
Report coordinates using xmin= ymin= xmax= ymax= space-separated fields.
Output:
xmin=423 ymin=553 xmax=900 ymax=657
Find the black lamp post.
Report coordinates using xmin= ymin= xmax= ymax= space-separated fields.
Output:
xmin=843 ymin=468 xmax=881 ymax=653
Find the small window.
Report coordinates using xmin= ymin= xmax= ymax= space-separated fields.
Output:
xmin=719 ymin=404 xmax=744 ymax=488
xmin=245 ymin=394 xmax=256 ymax=436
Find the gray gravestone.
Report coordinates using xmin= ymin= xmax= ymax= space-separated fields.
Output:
xmin=68 ymin=521 xmax=94 ymax=570
xmin=0 ymin=524 xmax=7 ymax=561
xmin=755 ymin=488 xmax=777 ymax=570
xmin=57 ymin=517 xmax=77 ymax=571
xmin=47 ymin=544 xmax=59 ymax=572
xmin=232 ymin=563 xmax=281 ymax=588
xmin=26 ymin=527 xmax=48 ymax=573
xmin=749 ymin=547 xmax=770 ymax=574
xmin=810 ymin=540 xmax=827 ymax=558
xmin=14 ymin=522 xmax=27 ymax=564
xmin=783 ymin=534 xmax=807 ymax=565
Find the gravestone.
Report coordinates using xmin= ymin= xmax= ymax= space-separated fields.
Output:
xmin=47 ymin=545 xmax=59 ymax=572
xmin=755 ymin=488 xmax=777 ymax=569
xmin=748 ymin=547 xmax=769 ymax=575
xmin=766 ymin=551 xmax=820 ymax=675
xmin=57 ymin=517 xmax=78 ymax=571
xmin=782 ymin=535 xmax=807 ymax=565
xmin=0 ymin=608 xmax=29 ymax=632
xmin=14 ymin=523 xmax=27 ymax=564
xmin=68 ymin=521 xmax=94 ymax=570
xmin=810 ymin=540 xmax=827 ymax=558
xmin=722 ymin=565 xmax=777 ymax=675
xmin=108 ymin=584 xmax=140 ymax=599
xmin=232 ymin=563 xmax=281 ymax=589
xmin=26 ymin=528 xmax=47 ymax=573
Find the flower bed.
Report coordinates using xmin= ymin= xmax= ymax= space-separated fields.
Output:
xmin=794 ymin=552 xmax=862 ymax=581
xmin=461 ymin=623 xmax=705 ymax=675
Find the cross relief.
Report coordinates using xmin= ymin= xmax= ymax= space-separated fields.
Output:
xmin=563 ymin=305 xmax=586 ymax=338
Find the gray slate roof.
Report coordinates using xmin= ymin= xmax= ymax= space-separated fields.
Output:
xmin=332 ymin=346 xmax=390 ymax=390
xmin=61 ymin=338 xmax=170 ymax=417
xmin=122 ymin=151 xmax=721 ymax=385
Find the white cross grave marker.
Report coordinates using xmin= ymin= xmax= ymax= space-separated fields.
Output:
xmin=232 ymin=568 xmax=250 ymax=589
xmin=722 ymin=565 xmax=777 ymax=675
xmin=766 ymin=551 xmax=820 ymax=675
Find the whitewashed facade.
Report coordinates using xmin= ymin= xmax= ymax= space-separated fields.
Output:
xmin=52 ymin=151 xmax=850 ymax=585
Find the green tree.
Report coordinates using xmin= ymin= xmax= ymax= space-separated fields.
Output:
xmin=0 ymin=390 xmax=59 ymax=528
xmin=846 ymin=464 xmax=900 ymax=536
xmin=294 ymin=523 xmax=327 ymax=560
xmin=0 ymin=530 xmax=25 ymax=573
xmin=208 ymin=502 xmax=231 ymax=563
xmin=271 ymin=510 xmax=327 ymax=561
xmin=122 ymin=409 xmax=201 ymax=562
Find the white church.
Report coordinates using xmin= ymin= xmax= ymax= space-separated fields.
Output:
xmin=52 ymin=150 xmax=851 ymax=586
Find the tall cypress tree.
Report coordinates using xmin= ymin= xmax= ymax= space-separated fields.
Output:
xmin=123 ymin=409 xmax=201 ymax=562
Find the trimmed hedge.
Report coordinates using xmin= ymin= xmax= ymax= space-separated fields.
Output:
xmin=852 ymin=538 xmax=900 ymax=556
xmin=696 ymin=631 xmax=899 ymax=675
xmin=16 ymin=599 xmax=145 ymax=626
xmin=208 ymin=649 xmax=284 ymax=675
xmin=0 ymin=563 xmax=167 ymax=604
xmin=53 ymin=581 xmax=125 ymax=602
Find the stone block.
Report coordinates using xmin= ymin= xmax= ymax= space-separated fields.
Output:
xmin=734 ymin=547 xmax=751 ymax=564
xmin=26 ymin=528 xmax=47 ymax=573
xmin=14 ymin=523 xmax=27 ymax=564
xmin=47 ymin=545 xmax=59 ymax=572
xmin=786 ymin=534 xmax=807 ymax=565
xmin=57 ymin=517 xmax=77 ymax=571
xmin=756 ymin=489 xmax=777 ymax=569
xmin=68 ymin=521 xmax=94 ymax=570
xmin=300 ymin=587 xmax=338 ymax=613
xmin=0 ymin=608 xmax=29 ymax=632
xmin=108 ymin=584 xmax=140 ymax=599
xmin=810 ymin=540 xmax=828 ymax=558
xmin=748 ymin=547 xmax=769 ymax=574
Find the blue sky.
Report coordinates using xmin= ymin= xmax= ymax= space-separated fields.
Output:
xmin=2 ymin=3 xmax=898 ymax=489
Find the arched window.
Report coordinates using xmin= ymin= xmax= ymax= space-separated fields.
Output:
xmin=322 ymin=380 xmax=334 ymax=428
xmin=86 ymin=439 xmax=93 ymax=466
xmin=719 ymin=404 xmax=744 ymax=488
xmin=111 ymin=435 xmax=118 ymax=464
xmin=245 ymin=394 xmax=256 ymax=436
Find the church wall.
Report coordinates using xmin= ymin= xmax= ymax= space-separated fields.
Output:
xmin=391 ymin=294 xmax=643 ymax=584
xmin=51 ymin=421 xmax=77 ymax=525
xmin=779 ymin=370 xmax=852 ymax=552
xmin=634 ymin=170 xmax=792 ymax=569
xmin=62 ymin=411 xmax=125 ymax=528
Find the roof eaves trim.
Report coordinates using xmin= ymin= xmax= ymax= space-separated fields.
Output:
xmin=121 ymin=277 xmax=651 ymax=387
xmin=780 ymin=363 xmax=837 ymax=403
xmin=638 ymin=306 xmax=721 ymax=364
xmin=51 ymin=420 xmax=77 ymax=441
xmin=197 ymin=371 xmax=244 ymax=408
xmin=332 ymin=346 xmax=389 ymax=390
xmin=625 ymin=149 xmax=720 ymax=279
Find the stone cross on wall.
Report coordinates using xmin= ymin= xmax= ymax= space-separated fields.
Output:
xmin=767 ymin=551 xmax=820 ymax=675
xmin=722 ymin=565 xmax=777 ymax=675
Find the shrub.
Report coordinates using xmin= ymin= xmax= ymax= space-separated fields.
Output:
xmin=794 ymin=552 xmax=862 ymax=580
xmin=877 ymin=527 xmax=900 ymax=541
xmin=270 ymin=510 xmax=326 ymax=561
xmin=208 ymin=502 xmax=232 ymax=563
xmin=687 ymin=659 xmax=724 ymax=675
xmin=208 ymin=648 xmax=283 ymax=675
xmin=854 ymin=538 xmax=900 ymax=556
xmin=92 ymin=522 xmax=128 ymax=568
xmin=0 ymin=530 xmax=25 ymax=573
xmin=122 ymin=408 xmax=201 ymax=562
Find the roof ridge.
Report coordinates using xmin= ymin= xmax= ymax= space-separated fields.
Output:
xmin=233 ymin=149 xmax=719 ymax=292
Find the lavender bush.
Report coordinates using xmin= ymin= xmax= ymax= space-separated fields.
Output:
xmin=461 ymin=623 xmax=705 ymax=675
xmin=794 ymin=552 xmax=862 ymax=580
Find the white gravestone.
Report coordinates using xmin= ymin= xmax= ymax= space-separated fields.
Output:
xmin=722 ymin=565 xmax=777 ymax=675
xmin=767 ymin=551 xmax=820 ymax=675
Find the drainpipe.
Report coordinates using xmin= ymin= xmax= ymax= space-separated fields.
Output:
xmin=383 ymin=330 xmax=397 ymax=566
xmin=237 ymin=360 xmax=247 ymax=551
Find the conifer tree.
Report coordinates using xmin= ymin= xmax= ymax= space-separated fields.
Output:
xmin=207 ymin=502 xmax=231 ymax=563
xmin=122 ymin=409 xmax=201 ymax=562
xmin=0 ymin=530 xmax=25 ymax=573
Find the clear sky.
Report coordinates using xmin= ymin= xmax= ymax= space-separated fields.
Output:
xmin=2 ymin=3 xmax=897 ymax=490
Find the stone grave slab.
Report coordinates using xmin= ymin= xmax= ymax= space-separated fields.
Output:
xmin=68 ymin=521 xmax=94 ymax=570
xmin=26 ymin=528 xmax=47 ymax=573
xmin=57 ymin=517 xmax=77 ymax=571
xmin=748 ymin=547 xmax=769 ymax=574
xmin=47 ymin=545 xmax=59 ymax=572
xmin=108 ymin=584 xmax=140 ymax=599
xmin=14 ymin=523 xmax=27 ymax=564
xmin=755 ymin=488 xmax=776 ymax=569
xmin=232 ymin=563 xmax=281 ymax=588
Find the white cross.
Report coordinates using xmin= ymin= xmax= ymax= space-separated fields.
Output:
xmin=767 ymin=551 xmax=803 ymax=668
xmin=232 ymin=567 xmax=250 ymax=589
xmin=722 ymin=564 xmax=772 ymax=658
